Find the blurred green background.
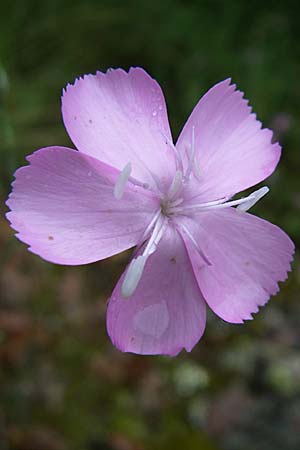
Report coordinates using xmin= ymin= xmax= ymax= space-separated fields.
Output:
xmin=1 ymin=1 xmax=300 ymax=449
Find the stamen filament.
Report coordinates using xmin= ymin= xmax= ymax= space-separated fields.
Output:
xmin=184 ymin=126 xmax=196 ymax=181
xmin=121 ymin=215 xmax=168 ymax=298
xmin=143 ymin=215 xmax=168 ymax=256
xmin=127 ymin=176 xmax=149 ymax=190
xmin=169 ymin=197 xmax=184 ymax=208
xmin=192 ymin=158 xmax=201 ymax=180
xmin=167 ymin=196 xmax=227 ymax=214
xmin=167 ymin=170 xmax=183 ymax=199
xmin=134 ymin=208 xmax=161 ymax=253
xmin=167 ymin=186 xmax=269 ymax=215
xmin=161 ymin=131 xmax=184 ymax=173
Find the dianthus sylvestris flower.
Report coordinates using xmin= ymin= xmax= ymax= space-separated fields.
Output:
xmin=6 ymin=68 xmax=294 ymax=355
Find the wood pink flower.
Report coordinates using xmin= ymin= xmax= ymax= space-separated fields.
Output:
xmin=6 ymin=68 xmax=294 ymax=355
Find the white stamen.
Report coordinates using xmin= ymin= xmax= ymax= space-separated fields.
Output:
xmin=201 ymin=186 xmax=269 ymax=211
xmin=133 ymin=208 xmax=161 ymax=255
xmin=121 ymin=256 xmax=147 ymax=298
xmin=167 ymin=196 xmax=227 ymax=215
xmin=184 ymin=126 xmax=196 ymax=181
xmin=167 ymin=170 xmax=183 ymax=199
xmin=121 ymin=215 xmax=168 ymax=298
xmin=167 ymin=187 xmax=270 ymax=215
xmin=143 ymin=215 xmax=168 ymax=256
xmin=161 ymin=131 xmax=184 ymax=172
xmin=184 ymin=126 xmax=201 ymax=181
xmin=192 ymin=158 xmax=202 ymax=180
xmin=237 ymin=186 xmax=269 ymax=212
xmin=114 ymin=162 xmax=132 ymax=200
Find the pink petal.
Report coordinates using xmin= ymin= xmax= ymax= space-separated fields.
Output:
xmin=62 ymin=67 xmax=175 ymax=191
xmin=179 ymin=209 xmax=294 ymax=323
xmin=176 ymin=79 xmax=281 ymax=201
xmin=6 ymin=147 xmax=158 ymax=265
xmin=107 ymin=226 xmax=206 ymax=355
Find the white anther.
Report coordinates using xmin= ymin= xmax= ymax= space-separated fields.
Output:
xmin=121 ymin=256 xmax=147 ymax=298
xmin=237 ymin=186 xmax=270 ymax=212
xmin=114 ymin=162 xmax=132 ymax=200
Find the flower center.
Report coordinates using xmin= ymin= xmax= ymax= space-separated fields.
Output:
xmin=114 ymin=128 xmax=270 ymax=298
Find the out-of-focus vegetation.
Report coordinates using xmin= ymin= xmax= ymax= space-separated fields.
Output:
xmin=0 ymin=1 xmax=299 ymax=449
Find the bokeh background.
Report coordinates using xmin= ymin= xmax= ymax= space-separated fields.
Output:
xmin=1 ymin=1 xmax=300 ymax=449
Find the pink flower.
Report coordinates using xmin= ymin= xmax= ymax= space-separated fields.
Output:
xmin=6 ymin=68 xmax=294 ymax=356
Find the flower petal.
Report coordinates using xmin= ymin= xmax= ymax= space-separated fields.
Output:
xmin=179 ymin=209 xmax=294 ymax=323
xmin=6 ymin=147 xmax=158 ymax=265
xmin=107 ymin=225 xmax=206 ymax=355
xmin=62 ymin=67 xmax=175 ymax=191
xmin=176 ymin=79 xmax=281 ymax=201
